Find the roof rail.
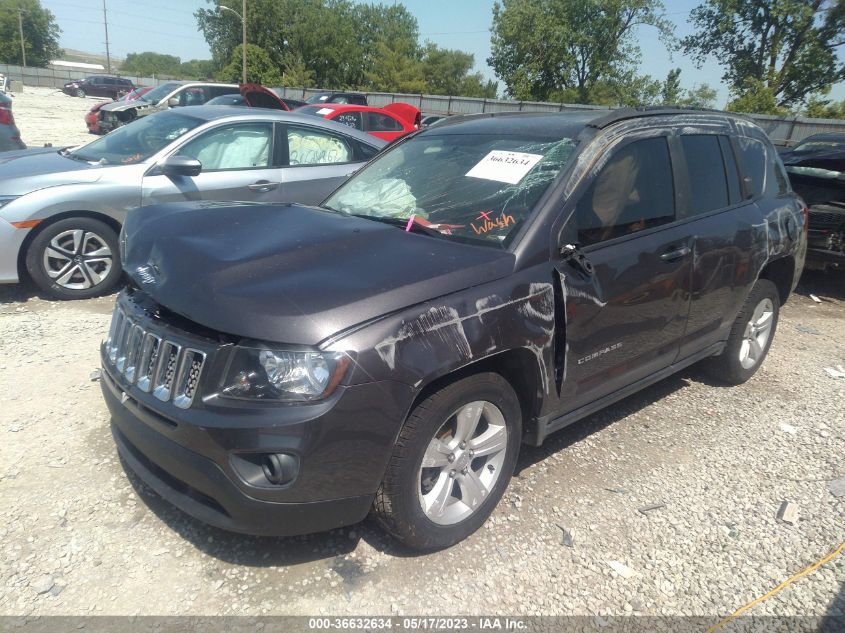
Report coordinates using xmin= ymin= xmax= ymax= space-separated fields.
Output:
xmin=587 ymin=106 xmax=749 ymax=129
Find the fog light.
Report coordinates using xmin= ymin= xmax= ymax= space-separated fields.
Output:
xmin=261 ymin=453 xmax=298 ymax=486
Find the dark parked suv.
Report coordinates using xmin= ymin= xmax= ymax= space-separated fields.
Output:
xmin=101 ymin=108 xmax=806 ymax=550
xmin=63 ymin=75 xmax=134 ymax=99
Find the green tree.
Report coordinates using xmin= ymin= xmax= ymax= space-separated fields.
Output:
xmin=662 ymin=68 xmax=682 ymax=104
xmin=121 ymin=52 xmax=181 ymax=77
xmin=488 ymin=0 xmax=675 ymax=102
xmin=804 ymin=93 xmax=845 ymax=118
xmin=682 ymin=0 xmax=845 ymax=109
xmin=0 ymin=0 xmax=61 ymax=67
xmin=459 ymin=74 xmax=499 ymax=99
xmin=726 ymin=77 xmax=789 ymax=115
xmin=420 ymin=43 xmax=475 ymax=95
xmin=179 ymin=59 xmax=215 ymax=79
xmin=364 ymin=40 xmax=427 ymax=93
xmin=217 ymin=44 xmax=283 ymax=85
xmin=680 ymin=83 xmax=718 ymax=109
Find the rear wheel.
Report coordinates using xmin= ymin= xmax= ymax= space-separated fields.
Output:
xmin=374 ymin=373 xmax=521 ymax=550
xmin=702 ymin=279 xmax=780 ymax=385
xmin=25 ymin=217 xmax=121 ymax=300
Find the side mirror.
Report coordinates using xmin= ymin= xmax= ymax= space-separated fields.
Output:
xmin=167 ymin=97 xmax=180 ymax=108
xmin=159 ymin=156 xmax=202 ymax=177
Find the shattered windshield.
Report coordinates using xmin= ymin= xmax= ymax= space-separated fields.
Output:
xmin=324 ymin=133 xmax=578 ymax=247
xmin=72 ymin=111 xmax=203 ymax=164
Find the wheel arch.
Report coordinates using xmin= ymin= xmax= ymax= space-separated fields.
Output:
xmin=401 ymin=348 xmax=544 ymax=446
xmin=17 ymin=210 xmax=122 ymax=281
xmin=758 ymin=255 xmax=795 ymax=306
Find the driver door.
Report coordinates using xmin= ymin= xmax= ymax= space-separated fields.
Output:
xmin=141 ymin=121 xmax=284 ymax=205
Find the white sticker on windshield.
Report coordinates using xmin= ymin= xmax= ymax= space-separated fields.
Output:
xmin=465 ymin=150 xmax=544 ymax=185
xmin=316 ymin=107 xmax=335 ymax=115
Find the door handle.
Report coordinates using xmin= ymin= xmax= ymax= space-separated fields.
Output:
xmin=248 ymin=180 xmax=280 ymax=192
xmin=660 ymin=246 xmax=691 ymax=261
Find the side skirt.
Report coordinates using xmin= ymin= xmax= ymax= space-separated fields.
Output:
xmin=524 ymin=342 xmax=725 ymax=446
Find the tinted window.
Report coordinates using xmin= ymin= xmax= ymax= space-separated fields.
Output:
xmin=334 ymin=111 xmax=363 ymax=130
xmin=367 ymin=112 xmax=403 ymax=132
xmin=209 ymin=85 xmax=236 ymax=98
xmin=356 ymin=141 xmax=380 ymax=161
xmin=719 ymin=136 xmax=742 ymax=205
xmin=287 ymin=126 xmax=352 ymax=165
xmin=178 ymin=123 xmax=273 ymax=170
xmin=577 ymin=137 xmax=675 ymax=245
xmin=681 ymin=135 xmax=729 ymax=214
xmin=736 ymin=137 xmax=766 ymax=198
xmin=178 ymin=87 xmax=210 ymax=107
xmin=347 ymin=95 xmax=367 ymax=105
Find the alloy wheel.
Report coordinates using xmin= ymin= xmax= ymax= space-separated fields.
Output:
xmin=42 ymin=229 xmax=113 ymax=290
xmin=739 ymin=297 xmax=774 ymax=370
xmin=418 ymin=400 xmax=508 ymax=526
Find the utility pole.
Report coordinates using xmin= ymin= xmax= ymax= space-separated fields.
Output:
xmin=241 ymin=0 xmax=247 ymax=84
xmin=17 ymin=9 xmax=26 ymax=67
xmin=102 ymin=0 xmax=112 ymax=73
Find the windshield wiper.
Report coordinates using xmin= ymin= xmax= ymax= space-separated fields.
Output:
xmin=351 ymin=214 xmax=448 ymax=239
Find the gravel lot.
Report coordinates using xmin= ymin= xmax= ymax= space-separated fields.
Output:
xmin=1 ymin=87 xmax=843 ymax=625
xmin=0 ymin=273 xmax=842 ymax=622
xmin=9 ymin=85 xmax=100 ymax=149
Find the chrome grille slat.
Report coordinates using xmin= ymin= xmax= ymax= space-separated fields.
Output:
xmin=152 ymin=341 xmax=181 ymax=402
xmin=173 ymin=349 xmax=206 ymax=409
xmin=104 ymin=304 xmax=206 ymax=408
xmin=136 ymin=333 xmax=161 ymax=393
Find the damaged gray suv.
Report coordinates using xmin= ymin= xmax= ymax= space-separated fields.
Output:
xmin=101 ymin=108 xmax=806 ymax=550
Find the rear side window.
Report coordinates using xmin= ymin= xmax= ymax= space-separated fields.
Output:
xmin=367 ymin=112 xmax=403 ymax=132
xmin=577 ymin=136 xmax=675 ymax=245
xmin=287 ymin=125 xmax=352 ymax=165
xmin=736 ymin=137 xmax=766 ymax=198
xmin=767 ymin=148 xmax=791 ymax=196
xmin=334 ymin=111 xmax=363 ymax=130
xmin=680 ymin=135 xmax=729 ymax=214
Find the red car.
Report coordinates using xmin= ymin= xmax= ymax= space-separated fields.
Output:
xmin=85 ymin=86 xmax=153 ymax=134
xmin=296 ymin=102 xmax=420 ymax=141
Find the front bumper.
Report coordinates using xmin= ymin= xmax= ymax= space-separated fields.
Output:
xmin=99 ymin=295 xmax=414 ymax=535
xmin=0 ymin=216 xmax=26 ymax=283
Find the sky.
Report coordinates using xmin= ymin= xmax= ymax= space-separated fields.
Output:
xmin=42 ymin=0 xmax=845 ymax=106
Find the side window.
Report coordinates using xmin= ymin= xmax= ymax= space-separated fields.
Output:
xmin=367 ymin=112 xmax=403 ymax=132
xmin=209 ymin=85 xmax=235 ymax=98
xmin=334 ymin=111 xmax=363 ymax=130
xmin=103 ymin=78 xmax=115 ymax=85
xmin=576 ymin=136 xmax=675 ymax=246
xmin=719 ymin=136 xmax=742 ymax=205
xmin=355 ymin=141 xmax=380 ymax=161
xmin=287 ymin=126 xmax=352 ymax=165
xmin=735 ymin=137 xmax=766 ymax=198
xmin=179 ymin=87 xmax=210 ymax=107
xmin=680 ymin=135 xmax=729 ymax=215
xmin=349 ymin=95 xmax=367 ymax=106
xmin=177 ymin=123 xmax=273 ymax=171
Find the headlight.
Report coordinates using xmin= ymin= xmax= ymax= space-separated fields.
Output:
xmin=221 ymin=347 xmax=350 ymax=402
xmin=0 ymin=196 xmax=19 ymax=210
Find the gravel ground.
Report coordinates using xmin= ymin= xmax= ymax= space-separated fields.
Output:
xmin=9 ymin=85 xmax=100 ymax=149
xmin=0 ymin=273 xmax=842 ymax=622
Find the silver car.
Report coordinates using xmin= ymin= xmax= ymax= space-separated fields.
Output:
xmin=0 ymin=92 xmax=25 ymax=152
xmin=0 ymin=107 xmax=384 ymax=299
xmin=98 ymin=81 xmax=239 ymax=133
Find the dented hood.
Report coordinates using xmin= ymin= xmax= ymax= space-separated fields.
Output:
xmin=122 ymin=202 xmax=514 ymax=345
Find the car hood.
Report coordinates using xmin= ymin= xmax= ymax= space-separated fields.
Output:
xmin=122 ymin=202 xmax=515 ymax=345
xmin=0 ymin=150 xmax=103 ymax=194
xmin=101 ymin=99 xmax=155 ymax=113
xmin=780 ymin=147 xmax=845 ymax=172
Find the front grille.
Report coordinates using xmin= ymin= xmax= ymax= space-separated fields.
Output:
xmin=105 ymin=304 xmax=206 ymax=409
xmin=809 ymin=211 xmax=845 ymax=230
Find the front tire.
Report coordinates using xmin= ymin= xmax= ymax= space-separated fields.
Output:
xmin=702 ymin=279 xmax=780 ymax=385
xmin=25 ymin=217 xmax=121 ymax=300
xmin=75 ymin=88 xmax=86 ymax=98
xmin=374 ymin=373 xmax=522 ymax=551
